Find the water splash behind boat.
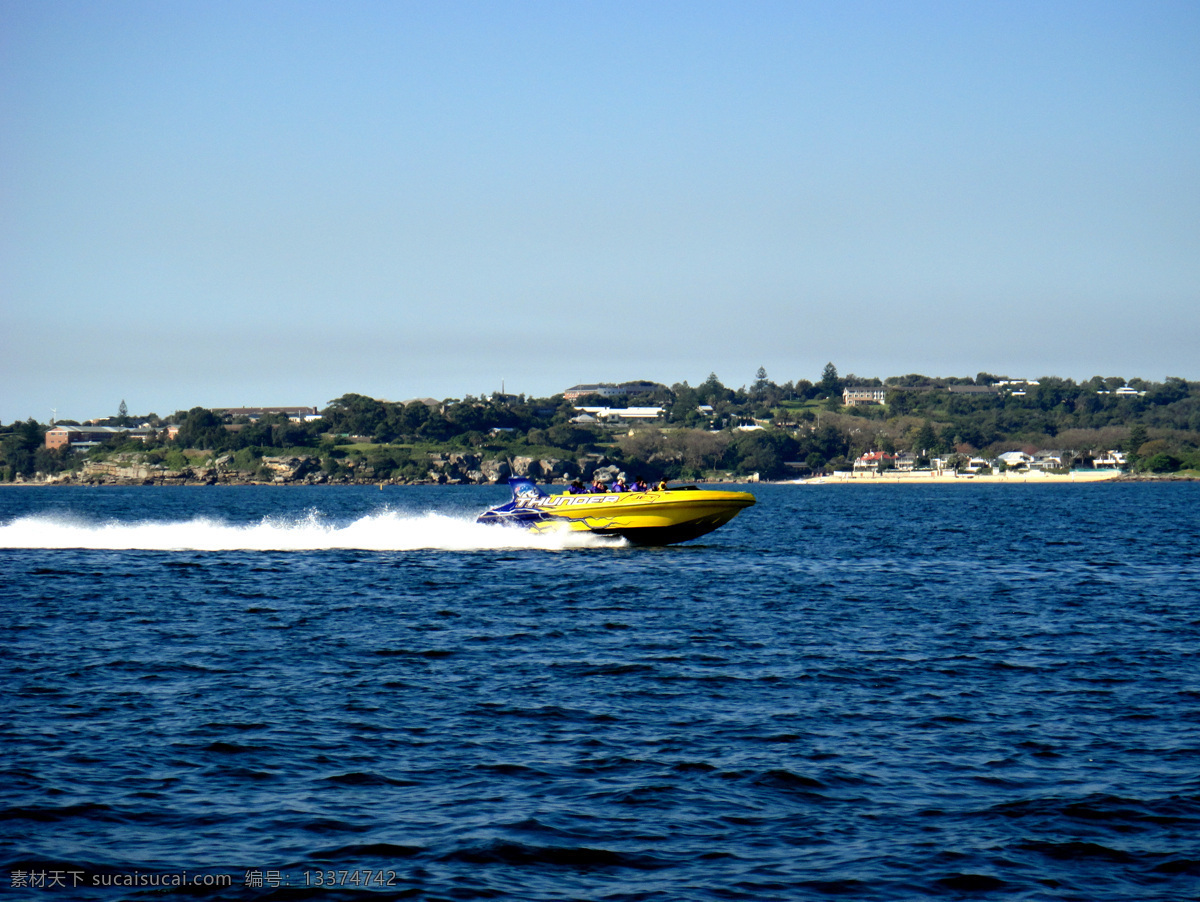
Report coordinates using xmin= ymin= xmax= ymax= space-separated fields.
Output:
xmin=0 ymin=510 xmax=621 ymax=552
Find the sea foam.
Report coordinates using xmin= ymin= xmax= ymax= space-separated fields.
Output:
xmin=0 ymin=510 xmax=621 ymax=552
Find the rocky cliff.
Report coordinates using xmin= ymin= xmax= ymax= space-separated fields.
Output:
xmin=39 ymin=452 xmax=593 ymax=486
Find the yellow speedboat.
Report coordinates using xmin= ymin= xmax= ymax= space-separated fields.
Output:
xmin=477 ymin=478 xmax=755 ymax=545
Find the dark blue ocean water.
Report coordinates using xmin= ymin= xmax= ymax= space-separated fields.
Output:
xmin=1 ymin=484 xmax=1198 ymax=901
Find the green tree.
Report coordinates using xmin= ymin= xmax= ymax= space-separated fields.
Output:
xmin=669 ymin=383 xmax=705 ymax=426
xmin=887 ymin=389 xmax=913 ymax=415
xmin=729 ymin=430 xmax=796 ymax=479
xmin=0 ymin=419 xmax=46 ymax=479
xmin=33 ymin=445 xmax=74 ymax=476
xmin=176 ymin=408 xmax=224 ymax=449
xmin=322 ymin=393 xmax=390 ymax=436
xmin=670 ymin=429 xmax=731 ymax=475
xmin=912 ymin=420 xmax=939 ymax=455
xmin=399 ymin=402 xmax=432 ymax=436
xmin=1139 ymin=452 xmax=1180 ymax=473
xmin=818 ymin=362 xmax=842 ymax=397
xmin=1125 ymin=424 xmax=1149 ymax=461
xmin=1147 ymin=377 xmax=1188 ymax=406
xmin=697 ymin=373 xmax=729 ymax=406
xmin=547 ymin=422 xmax=599 ymax=451
xmin=418 ymin=411 xmax=454 ymax=442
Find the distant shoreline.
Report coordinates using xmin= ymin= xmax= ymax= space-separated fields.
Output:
xmin=2 ymin=471 xmax=1197 ymax=488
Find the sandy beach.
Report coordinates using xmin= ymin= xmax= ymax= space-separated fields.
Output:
xmin=795 ymin=469 xmax=1124 ymax=485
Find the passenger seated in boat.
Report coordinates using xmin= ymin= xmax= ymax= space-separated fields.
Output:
xmin=655 ymin=479 xmax=668 ymax=491
xmin=633 ymin=478 xmax=648 ymax=492
xmin=589 ymin=479 xmax=609 ymax=493
xmin=610 ymin=478 xmax=628 ymax=492
xmin=567 ymin=479 xmax=586 ymax=494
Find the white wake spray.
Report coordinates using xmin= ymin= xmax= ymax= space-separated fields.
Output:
xmin=0 ymin=510 xmax=622 ymax=552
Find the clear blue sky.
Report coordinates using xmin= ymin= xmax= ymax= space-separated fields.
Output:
xmin=3 ymin=0 xmax=1197 ymax=422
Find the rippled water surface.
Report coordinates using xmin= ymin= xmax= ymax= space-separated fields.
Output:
xmin=2 ymin=484 xmax=1198 ymax=900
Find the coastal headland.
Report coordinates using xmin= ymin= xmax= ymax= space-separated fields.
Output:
xmin=5 ymin=370 xmax=1199 ymax=486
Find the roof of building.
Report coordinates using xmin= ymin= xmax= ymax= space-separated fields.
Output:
xmin=215 ymin=407 xmax=318 ymax=417
xmin=564 ymin=381 xmax=667 ymax=396
xmin=48 ymin=425 xmax=153 ymax=434
xmin=575 ymin=406 xmax=664 ymax=419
